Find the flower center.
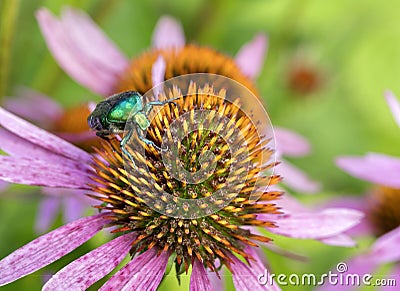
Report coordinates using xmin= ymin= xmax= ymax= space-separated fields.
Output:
xmin=367 ymin=186 xmax=400 ymax=237
xmin=52 ymin=104 xmax=101 ymax=151
xmin=287 ymin=62 xmax=322 ymax=95
xmin=114 ymin=45 xmax=259 ymax=97
xmin=89 ymin=83 xmax=281 ymax=274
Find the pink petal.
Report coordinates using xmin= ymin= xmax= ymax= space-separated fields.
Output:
xmin=4 ymin=88 xmax=62 ymax=127
xmin=318 ymin=196 xmax=373 ymax=236
xmin=319 ymin=234 xmax=357 ymax=247
xmin=208 ymin=270 xmax=224 ymax=291
xmin=0 ymin=107 xmax=92 ymax=163
xmin=230 ymin=247 xmax=281 ymax=291
xmin=0 ymin=213 xmax=109 ymax=286
xmin=36 ymin=8 xmax=128 ymax=95
xmin=276 ymin=160 xmax=321 ymax=193
xmin=43 ymin=233 xmax=135 ymax=290
xmin=385 ymin=90 xmax=400 ymax=127
xmin=99 ymin=249 xmax=169 ymax=291
xmin=274 ymin=126 xmax=311 ymax=157
xmin=268 ymin=208 xmax=364 ymax=239
xmin=0 ymin=156 xmax=91 ymax=189
xmin=63 ymin=193 xmax=90 ymax=223
xmin=0 ymin=128 xmax=82 ymax=167
xmin=40 ymin=187 xmax=93 ymax=225
xmin=336 ymin=153 xmax=400 ymax=188
xmin=152 ymin=16 xmax=185 ymax=49
xmin=190 ymin=259 xmax=212 ymax=291
xmin=56 ymin=131 xmax=97 ymax=144
xmin=370 ymin=226 xmax=400 ymax=264
xmin=151 ymin=56 xmax=166 ymax=99
xmin=35 ymin=196 xmax=61 ymax=234
xmin=235 ymin=33 xmax=268 ymax=79
xmin=272 ymin=193 xmax=308 ymax=214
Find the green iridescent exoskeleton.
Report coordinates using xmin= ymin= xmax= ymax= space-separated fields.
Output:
xmin=88 ymin=90 xmax=177 ymax=166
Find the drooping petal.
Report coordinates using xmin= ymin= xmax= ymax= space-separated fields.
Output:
xmin=385 ymin=90 xmax=400 ymax=127
xmin=43 ymin=233 xmax=135 ymax=290
xmin=0 ymin=156 xmax=91 ymax=189
xmin=0 ymin=107 xmax=92 ymax=163
xmin=276 ymin=160 xmax=321 ymax=193
xmin=245 ymin=247 xmax=281 ymax=291
xmin=208 ymin=271 xmax=224 ymax=291
xmin=63 ymin=193 xmax=90 ymax=223
xmin=99 ymin=248 xmax=169 ymax=291
xmin=230 ymin=247 xmax=280 ymax=291
xmin=0 ymin=128 xmax=78 ymax=166
xmin=35 ymin=196 xmax=61 ymax=234
xmin=190 ymin=259 xmax=213 ymax=291
xmin=235 ymin=33 xmax=268 ymax=79
xmin=152 ymin=16 xmax=185 ymax=49
xmin=151 ymin=56 xmax=166 ymax=99
xmin=40 ymin=187 xmax=92 ymax=224
xmin=274 ymin=126 xmax=311 ymax=157
xmin=36 ymin=8 xmax=128 ymax=95
xmin=4 ymin=88 xmax=62 ymax=127
xmin=0 ymin=213 xmax=109 ymax=286
xmin=267 ymin=208 xmax=363 ymax=239
xmin=336 ymin=153 xmax=400 ymax=188
xmin=370 ymin=226 xmax=400 ymax=264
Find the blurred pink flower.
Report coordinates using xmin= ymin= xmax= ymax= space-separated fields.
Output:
xmin=319 ymin=91 xmax=400 ymax=290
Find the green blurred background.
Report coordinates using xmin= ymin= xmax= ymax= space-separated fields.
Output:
xmin=1 ymin=0 xmax=399 ymax=290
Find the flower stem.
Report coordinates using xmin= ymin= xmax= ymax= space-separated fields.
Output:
xmin=0 ymin=0 xmax=20 ymax=102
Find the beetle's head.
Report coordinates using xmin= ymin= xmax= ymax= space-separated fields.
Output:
xmin=87 ymin=100 xmax=112 ymax=131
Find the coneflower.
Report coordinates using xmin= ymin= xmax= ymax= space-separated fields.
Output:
xmin=319 ymin=91 xmax=400 ymax=290
xmin=0 ymin=76 xmax=362 ymax=290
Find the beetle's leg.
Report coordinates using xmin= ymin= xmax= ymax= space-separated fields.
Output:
xmin=120 ymin=129 xmax=137 ymax=169
xmin=96 ymin=130 xmax=121 ymax=145
xmin=144 ymin=97 xmax=180 ymax=115
xmin=136 ymin=126 xmax=167 ymax=151
xmin=96 ymin=131 xmax=112 ymax=140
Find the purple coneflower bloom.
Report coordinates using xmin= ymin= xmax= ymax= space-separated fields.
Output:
xmin=319 ymin=91 xmax=400 ymax=290
xmin=0 ymin=7 xmax=359 ymax=290
xmin=0 ymin=90 xmax=362 ymax=290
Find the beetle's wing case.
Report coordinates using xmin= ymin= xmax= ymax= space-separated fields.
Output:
xmin=106 ymin=91 xmax=143 ymax=124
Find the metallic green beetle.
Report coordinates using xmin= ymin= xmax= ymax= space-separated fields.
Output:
xmin=88 ymin=90 xmax=177 ymax=165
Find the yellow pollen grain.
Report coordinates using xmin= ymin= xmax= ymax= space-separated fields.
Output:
xmin=138 ymin=211 xmax=152 ymax=217
xmin=204 ymin=245 xmax=213 ymax=254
